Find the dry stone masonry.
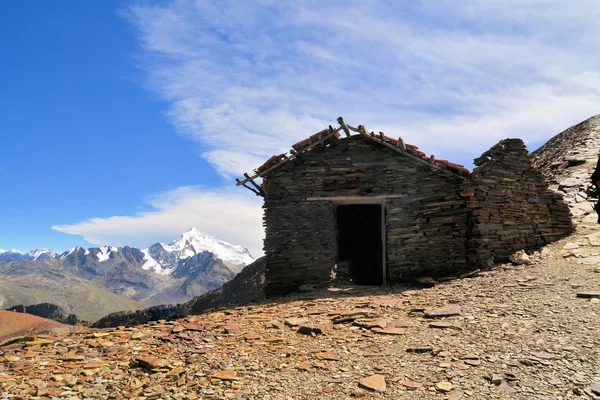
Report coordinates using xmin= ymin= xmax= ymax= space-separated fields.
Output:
xmin=463 ymin=139 xmax=573 ymax=266
xmin=238 ymin=118 xmax=574 ymax=296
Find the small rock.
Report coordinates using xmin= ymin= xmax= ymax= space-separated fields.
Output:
xmin=182 ymin=322 xmax=204 ymax=331
xmin=63 ymin=353 xmax=85 ymax=362
xmin=490 ymin=375 xmax=502 ymax=385
xmin=406 ymin=346 xmax=434 ymax=353
xmin=519 ymin=359 xmax=539 ymax=366
xmin=284 ymin=318 xmax=309 ymax=327
xmin=590 ymin=383 xmax=600 ymax=396
xmin=498 ymin=382 xmax=516 ymax=395
xmin=576 ymin=292 xmax=600 ymax=298
xmin=136 ymin=357 xmax=168 ymax=370
xmin=316 ymin=352 xmax=340 ymax=361
xmin=211 ymin=370 xmax=239 ymax=381
xmin=297 ymin=325 xmax=323 ymax=335
xmin=359 ymin=374 xmax=386 ymax=392
xmin=436 ymin=381 xmax=454 ymax=392
xmin=424 ymin=306 xmax=462 ymax=318
xmin=429 ymin=322 xmax=462 ymax=330
xmin=371 ymin=327 xmax=406 ymax=335
xmin=297 ymin=362 xmax=311 ymax=371
xmin=531 ymin=352 xmax=558 ymax=360
xmin=265 ymin=320 xmax=283 ymax=329
xmin=223 ymin=325 xmax=239 ymax=334
xmin=403 ymin=380 xmax=423 ymax=389
xmin=508 ymin=250 xmax=532 ymax=265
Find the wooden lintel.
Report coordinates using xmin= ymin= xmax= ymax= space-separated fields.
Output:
xmin=306 ymin=194 xmax=403 ymax=202
xmin=243 ymin=173 xmax=266 ymax=197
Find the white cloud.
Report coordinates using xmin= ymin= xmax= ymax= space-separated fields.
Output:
xmin=52 ymin=187 xmax=264 ymax=258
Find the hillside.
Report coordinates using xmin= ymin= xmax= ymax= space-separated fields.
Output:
xmin=531 ymin=114 xmax=600 ymax=221
xmin=91 ymin=257 xmax=266 ymax=328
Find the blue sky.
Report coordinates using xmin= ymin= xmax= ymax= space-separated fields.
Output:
xmin=1 ymin=1 xmax=599 ymax=257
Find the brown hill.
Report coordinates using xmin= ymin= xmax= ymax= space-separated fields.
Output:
xmin=0 ymin=310 xmax=72 ymax=343
xmin=91 ymin=257 xmax=266 ymax=328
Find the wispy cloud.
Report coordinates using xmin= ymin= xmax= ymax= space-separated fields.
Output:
xmin=125 ymin=0 xmax=600 ymax=174
xmin=52 ymin=187 xmax=264 ymax=257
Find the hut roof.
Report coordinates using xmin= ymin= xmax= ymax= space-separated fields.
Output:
xmin=236 ymin=117 xmax=470 ymax=196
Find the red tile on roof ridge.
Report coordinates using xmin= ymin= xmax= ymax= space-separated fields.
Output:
xmin=291 ymin=129 xmax=340 ymax=152
xmin=251 ymin=125 xmax=470 ymax=179
xmin=378 ymin=135 xmax=468 ymax=175
xmin=256 ymin=153 xmax=286 ymax=173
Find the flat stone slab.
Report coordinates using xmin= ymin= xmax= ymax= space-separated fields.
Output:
xmin=372 ymin=327 xmax=406 ymax=335
xmin=424 ymin=306 xmax=462 ymax=318
xmin=297 ymin=325 xmax=323 ymax=335
xmin=576 ymin=292 xmax=600 ymax=298
xmin=359 ymin=374 xmax=386 ymax=392
xmin=284 ymin=318 xmax=309 ymax=327
xmin=429 ymin=322 xmax=462 ymax=330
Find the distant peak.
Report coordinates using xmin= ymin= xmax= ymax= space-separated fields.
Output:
xmin=184 ymin=227 xmax=209 ymax=236
xmin=0 ymin=249 xmax=23 ymax=254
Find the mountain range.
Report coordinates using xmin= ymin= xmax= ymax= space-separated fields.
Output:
xmin=0 ymin=228 xmax=254 ymax=321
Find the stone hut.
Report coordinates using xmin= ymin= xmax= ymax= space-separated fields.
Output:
xmin=237 ymin=118 xmax=573 ymax=297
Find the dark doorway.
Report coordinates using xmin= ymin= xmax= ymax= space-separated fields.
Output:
xmin=336 ymin=204 xmax=383 ymax=285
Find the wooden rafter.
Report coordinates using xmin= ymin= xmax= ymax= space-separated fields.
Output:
xmin=235 ymin=127 xmax=342 ymax=188
xmin=344 ymin=120 xmax=466 ymax=181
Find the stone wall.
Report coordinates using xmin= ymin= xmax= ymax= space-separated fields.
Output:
xmin=463 ymin=139 xmax=574 ymax=266
xmin=385 ymin=186 xmax=468 ymax=281
xmin=263 ymin=137 xmax=468 ymax=296
xmin=261 ymin=136 xmax=573 ymax=296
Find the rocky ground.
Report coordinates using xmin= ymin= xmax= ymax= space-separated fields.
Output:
xmin=1 ymin=223 xmax=599 ymax=399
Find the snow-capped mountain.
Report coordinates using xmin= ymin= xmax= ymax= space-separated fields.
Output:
xmin=25 ymin=249 xmax=60 ymax=260
xmin=0 ymin=228 xmax=254 ymax=318
xmin=141 ymin=227 xmax=254 ymax=275
xmin=0 ymin=248 xmax=59 ymax=261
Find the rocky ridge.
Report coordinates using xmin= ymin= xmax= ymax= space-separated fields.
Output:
xmin=532 ymin=114 xmax=600 ymax=220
